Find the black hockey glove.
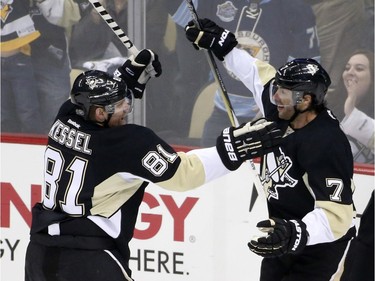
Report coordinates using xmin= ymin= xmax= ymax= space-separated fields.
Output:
xmin=114 ymin=49 xmax=162 ymax=98
xmin=216 ymin=119 xmax=284 ymax=170
xmin=248 ymin=218 xmax=308 ymax=258
xmin=185 ymin=18 xmax=238 ymax=61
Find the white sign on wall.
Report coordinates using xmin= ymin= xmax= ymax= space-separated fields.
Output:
xmin=1 ymin=142 xmax=373 ymax=281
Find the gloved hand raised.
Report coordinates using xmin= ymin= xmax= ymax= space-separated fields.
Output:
xmin=114 ymin=49 xmax=162 ymax=98
xmin=248 ymin=218 xmax=309 ymax=258
xmin=216 ymin=118 xmax=284 ymax=170
xmin=185 ymin=18 xmax=238 ymax=61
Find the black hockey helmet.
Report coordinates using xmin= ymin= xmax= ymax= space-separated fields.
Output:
xmin=273 ymin=58 xmax=331 ymax=105
xmin=70 ymin=70 xmax=133 ymax=118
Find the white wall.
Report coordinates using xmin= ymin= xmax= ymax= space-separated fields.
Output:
xmin=1 ymin=142 xmax=373 ymax=281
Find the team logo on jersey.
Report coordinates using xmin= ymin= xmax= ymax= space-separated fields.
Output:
xmin=261 ymin=148 xmax=297 ymax=200
xmin=216 ymin=1 xmax=238 ymax=22
xmin=224 ymin=30 xmax=271 ymax=81
xmin=1 ymin=0 xmax=13 ymax=23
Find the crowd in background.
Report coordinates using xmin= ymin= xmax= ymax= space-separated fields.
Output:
xmin=1 ymin=0 xmax=374 ymax=164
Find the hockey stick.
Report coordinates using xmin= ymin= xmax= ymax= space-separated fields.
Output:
xmin=88 ymin=0 xmax=139 ymax=56
xmin=184 ymin=0 xmax=268 ymax=205
xmin=88 ymin=0 xmax=157 ymax=76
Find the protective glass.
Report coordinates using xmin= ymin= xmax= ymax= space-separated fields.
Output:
xmin=269 ymin=79 xmax=304 ymax=106
xmin=103 ymin=90 xmax=134 ymax=114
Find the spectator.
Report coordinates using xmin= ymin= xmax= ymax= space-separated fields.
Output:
xmin=30 ymin=0 xmax=81 ymax=134
xmin=69 ymin=0 xmax=123 ymax=69
xmin=1 ymin=0 xmax=43 ymax=134
xmin=339 ymin=50 xmax=374 ymax=164
xmin=177 ymin=0 xmax=320 ymax=147
xmin=306 ymin=0 xmax=366 ymax=106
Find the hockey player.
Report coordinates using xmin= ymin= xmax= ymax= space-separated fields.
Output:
xmin=24 ymin=49 xmax=283 ymax=281
xmin=185 ymin=19 xmax=356 ymax=280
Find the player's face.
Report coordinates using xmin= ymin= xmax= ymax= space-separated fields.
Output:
xmin=107 ymin=98 xmax=132 ymax=127
xmin=342 ymin=54 xmax=371 ymax=100
xmin=272 ymin=87 xmax=296 ymax=120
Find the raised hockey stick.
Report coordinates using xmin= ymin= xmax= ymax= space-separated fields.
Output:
xmin=185 ymin=0 xmax=268 ymax=205
xmin=88 ymin=0 xmax=158 ymax=76
xmin=88 ymin=0 xmax=139 ymax=56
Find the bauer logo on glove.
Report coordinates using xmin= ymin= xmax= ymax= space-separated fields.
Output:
xmin=221 ymin=127 xmax=239 ymax=162
xmin=216 ymin=118 xmax=285 ymax=170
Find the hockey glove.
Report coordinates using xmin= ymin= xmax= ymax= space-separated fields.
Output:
xmin=114 ymin=49 xmax=162 ymax=98
xmin=185 ymin=18 xmax=238 ymax=61
xmin=216 ymin=119 xmax=284 ymax=170
xmin=248 ymin=218 xmax=308 ymax=258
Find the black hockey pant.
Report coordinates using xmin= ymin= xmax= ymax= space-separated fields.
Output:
xmin=25 ymin=234 xmax=134 ymax=281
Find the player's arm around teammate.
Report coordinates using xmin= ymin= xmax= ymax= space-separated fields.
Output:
xmin=25 ymin=48 xmax=284 ymax=281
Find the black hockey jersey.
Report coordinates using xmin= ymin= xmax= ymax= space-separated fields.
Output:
xmin=30 ymin=100 xmax=229 ymax=275
xmin=224 ymin=48 xmax=356 ymax=245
